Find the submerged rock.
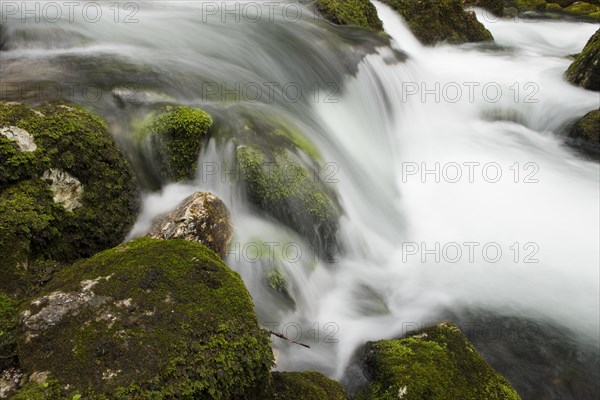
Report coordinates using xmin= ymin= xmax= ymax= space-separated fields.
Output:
xmin=269 ymin=371 xmax=348 ymax=399
xmin=147 ymin=191 xmax=233 ymax=259
xmin=314 ymin=0 xmax=384 ymax=31
xmin=213 ymin=113 xmax=341 ymax=260
xmin=353 ymin=322 xmax=521 ymax=399
xmin=566 ymin=28 xmax=600 ymax=91
xmin=137 ymin=105 xmax=213 ymax=183
xmin=16 ymin=238 xmax=274 ymax=399
xmin=380 ymin=0 xmax=494 ymax=45
xmin=0 ymin=102 xmax=139 ymax=296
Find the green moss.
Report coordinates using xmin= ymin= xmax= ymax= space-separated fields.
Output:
xmin=314 ymin=0 xmax=384 ymax=31
xmin=357 ymin=323 xmax=521 ymax=400
xmin=565 ymin=1 xmax=600 ymax=15
xmin=269 ymin=371 xmax=347 ymax=399
xmin=17 ymin=238 xmax=274 ymax=399
xmin=266 ymin=267 xmax=288 ymax=292
xmin=567 ymin=110 xmax=600 ymax=155
xmin=140 ymin=105 xmax=212 ymax=182
xmin=237 ymin=145 xmax=339 ymax=256
xmin=381 ymin=0 xmax=493 ymax=45
xmin=0 ymin=102 xmax=139 ymax=296
xmin=566 ymin=28 xmax=600 ymax=90
xmin=12 ymin=379 xmax=65 ymax=400
xmin=0 ymin=291 xmax=19 ymax=369
xmin=464 ymin=0 xmax=505 ymax=15
xmin=514 ymin=0 xmax=547 ymax=11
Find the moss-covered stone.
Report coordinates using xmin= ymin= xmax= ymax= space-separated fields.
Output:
xmin=237 ymin=145 xmax=339 ymax=258
xmin=138 ymin=105 xmax=212 ymax=183
xmin=0 ymin=102 xmax=139 ymax=296
xmin=17 ymin=238 xmax=274 ymax=399
xmin=567 ymin=109 xmax=600 ymax=154
xmin=269 ymin=371 xmax=348 ymax=399
xmin=380 ymin=0 xmax=493 ymax=45
xmin=314 ymin=0 xmax=384 ymax=31
xmin=465 ymin=0 xmax=505 ymax=15
xmin=510 ymin=1 xmax=600 ymax=18
xmin=355 ymin=322 xmax=521 ymax=400
xmin=566 ymin=28 xmax=600 ymax=90
xmin=0 ymin=292 xmax=19 ymax=371
xmin=212 ymin=112 xmax=340 ymax=259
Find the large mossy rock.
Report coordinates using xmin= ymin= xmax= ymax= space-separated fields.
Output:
xmin=237 ymin=145 xmax=339 ymax=258
xmin=566 ymin=28 xmax=600 ymax=91
xmin=138 ymin=105 xmax=212 ymax=183
xmin=567 ymin=109 xmax=600 ymax=153
xmin=355 ymin=323 xmax=521 ymax=400
xmin=214 ymin=113 xmax=341 ymax=259
xmin=147 ymin=191 xmax=233 ymax=259
xmin=17 ymin=238 xmax=274 ymax=399
xmin=464 ymin=0 xmax=504 ymax=15
xmin=0 ymin=102 xmax=139 ymax=296
xmin=0 ymin=292 xmax=19 ymax=371
xmin=269 ymin=371 xmax=348 ymax=399
xmin=380 ymin=0 xmax=493 ymax=45
xmin=314 ymin=0 xmax=384 ymax=31
xmin=509 ymin=1 xmax=600 ymax=18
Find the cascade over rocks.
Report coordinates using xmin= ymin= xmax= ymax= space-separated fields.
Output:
xmin=380 ymin=0 xmax=494 ymax=45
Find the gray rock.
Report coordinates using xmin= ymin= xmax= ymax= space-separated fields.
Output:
xmin=0 ymin=126 xmax=36 ymax=152
xmin=147 ymin=192 xmax=233 ymax=259
xmin=41 ymin=169 xmax=84 ymax=212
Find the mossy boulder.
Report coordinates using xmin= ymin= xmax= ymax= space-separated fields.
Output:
xmin=354 ymin=322 xmax=521 ymax=400
xmin=566 ymin=28 xmax=600 ymax=91
xmin=269 ymin=371 xmax=348 ymax=399
xmin=213 ymin=113 xmax=341 ymax=260
xmin=380 ymin=0 xmax=493 ymax=45
xmin=147 ymin=191 xmax=233 ymax=259
xmin=137 ymin=105 xmax=212 ymax=183
xmin=237 ymin=145 xmax=339 ymax=258
xmin=567 ymin=109 xmax=600 ymax=154
xmin=314 ymin=0 xmax=384 ymax=31
xmin=510 ymin=1 xmax=600 ymax=18
xmin=17 ymin=238 xmax=274 ymax=399
xmin=465 ymin=0 xmax=505 ymax=15
xmin=0 ymin=292 xmax=19 ymax=371
xmin=0 ymin=102 xmax=139 ymax=296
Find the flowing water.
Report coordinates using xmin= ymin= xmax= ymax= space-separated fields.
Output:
xmin=1 ymin=1 xmax=599 ymax=398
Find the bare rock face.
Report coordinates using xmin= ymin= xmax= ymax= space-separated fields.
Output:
xmin=0 ymin=126 xmax=36 ymax=152
xmin=147 ymin=192 xmax=233 ymax=259
xmin=41 ymin=169 xmax=84 ymax=212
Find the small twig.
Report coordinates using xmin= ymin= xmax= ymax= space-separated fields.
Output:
xmin=268 ymin=330 xmax=310 ymax=348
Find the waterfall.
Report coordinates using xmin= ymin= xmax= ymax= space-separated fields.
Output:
xmin=1 ymin=1 xmax=598 ymax=397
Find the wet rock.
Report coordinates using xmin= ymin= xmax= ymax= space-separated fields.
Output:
xmin=16 ymin=238 xmax=273 ymax=399
xmin=147 ymin=191 xmax=233 ymax=259
xmin=351 ymin=322 xmax=521 ymax=399
xmin=566 ymin=28 xmax=600 ymax=91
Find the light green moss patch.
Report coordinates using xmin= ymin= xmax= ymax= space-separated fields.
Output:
xmin=269 ymin=371 xmax=347 ymax=400
xmin=356 ymin=323 xmax=521 ymax=400
xmin=314 ymin=0 xmax=384 ymax=31
xmin=139 ymin=105 xmax=212 ymax=182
